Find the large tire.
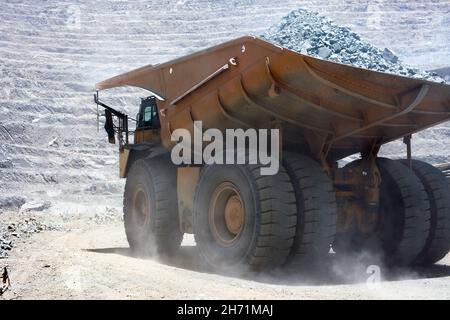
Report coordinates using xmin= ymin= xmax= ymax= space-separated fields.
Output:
xmin=333 ymin=158 xmax=430 ymax=266
xmin=399 ymin=159 xmax=450 ymax=265
xmin=123 ymin=156 xmax=183 ymax=256
xmin=375 ymin=158 xmax=430 ymax=265
xmin=282 ymin=153 xmax=337 ymax=269
xmin=193 ymin=164 xmax=297 ymax=271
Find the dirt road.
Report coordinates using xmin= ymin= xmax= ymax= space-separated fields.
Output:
xmin=2 ymin=215 xmax=450 ymax=300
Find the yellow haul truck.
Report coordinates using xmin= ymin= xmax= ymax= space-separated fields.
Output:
xmin=94 ymin=37 xmax=450 ymax=271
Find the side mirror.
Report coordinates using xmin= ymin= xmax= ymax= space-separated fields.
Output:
xmin=104 ymin=109 xmax=115 ymax=144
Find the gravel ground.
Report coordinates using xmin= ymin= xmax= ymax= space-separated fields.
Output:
xmin=1 ymin=216 xmax=449 ymax=300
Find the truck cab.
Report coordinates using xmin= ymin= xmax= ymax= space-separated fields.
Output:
xmin=134 ymin=96 xmax=160 ymax=144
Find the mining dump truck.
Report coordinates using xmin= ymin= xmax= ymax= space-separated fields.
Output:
xmin=94 ymin=36 xmax=450 ymax=271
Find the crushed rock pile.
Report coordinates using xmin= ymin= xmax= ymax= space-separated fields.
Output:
xmin=261 ymin=8 xmax=446 ymax=83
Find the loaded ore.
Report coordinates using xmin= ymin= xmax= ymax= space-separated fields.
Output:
xmin=261 ymin=8 xmax=446 ymax=83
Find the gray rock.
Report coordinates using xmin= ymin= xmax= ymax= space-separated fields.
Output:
xmin=48 ymin=137 xmax=59 ymax=147
xmin=346 ymin=45 xmax=358 ymax=54
xmin=318 ymin=47 xmax=332 ymax=59
xmin=332 ymin=42 xmax=342 ymax=52
xmin=382 ymin=48 xmax=399 ymax=63
xmin=0 ymin=235 xmax=13 ymax=258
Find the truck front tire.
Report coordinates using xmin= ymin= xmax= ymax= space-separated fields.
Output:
xmin=123 ymin=156 xmax=182 ymax=256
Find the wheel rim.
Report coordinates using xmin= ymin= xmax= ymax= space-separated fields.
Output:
xmin=133 ymin=184 xmax=150 ymax=227
xmin=209 ymin=182 xmax=244 ymax=246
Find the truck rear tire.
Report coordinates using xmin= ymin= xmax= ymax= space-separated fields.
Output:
xmin=376 ymin=158 xmax=430 ymax=265
xmin=282 ymin=153 xmax=337 ymax=269
xmin=399 ymin=159 xmax=450 ymax=265
xmin=123 ymin=156 xmax=182 ymax=256
xmin=193 ymin=164 xmax=297 ymax=271
xmin=333 ymin=158 xmax=430 ymax=266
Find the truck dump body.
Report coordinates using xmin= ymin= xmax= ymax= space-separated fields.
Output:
xmin=96 ymin=36 xmax=450 ymax=161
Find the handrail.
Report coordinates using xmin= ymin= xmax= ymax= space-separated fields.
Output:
xmin=170 ymin=58 xmax=236 ymax=105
